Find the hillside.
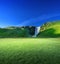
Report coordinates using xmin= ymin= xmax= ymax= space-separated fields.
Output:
xmin=0 ymin=27 xmax=29 ymax=38
xmin=0 ymin=21 xmax=60 ymax=38
xmin=38 ymin=21 xmax=60 ymax=37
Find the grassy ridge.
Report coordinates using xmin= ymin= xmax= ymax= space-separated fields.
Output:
xmin=0 ymin=28 xmax=29 ymax=37
xmin=0 ymin=38 xmax=60 ymax=64
xmin=38 ymin=21 xmax=60 ymax=37
xmin=0 ymin=21 xmax=60 ymax=38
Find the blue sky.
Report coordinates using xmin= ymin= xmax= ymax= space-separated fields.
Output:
xmin=0 ymin=0 xmax=60 ymax=27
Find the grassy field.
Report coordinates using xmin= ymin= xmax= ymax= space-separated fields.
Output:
xmin=0 ymin=38 xmax=60 ymax=64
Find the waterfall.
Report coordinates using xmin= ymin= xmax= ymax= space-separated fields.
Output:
xmin=32 ymin=26 xmax=40 ymax=37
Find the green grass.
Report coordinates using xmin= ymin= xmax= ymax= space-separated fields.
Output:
xmin=38 ymin=21 xmax=60 ymax=37
xmin=0 ymin=38 xmax=60 ymax=64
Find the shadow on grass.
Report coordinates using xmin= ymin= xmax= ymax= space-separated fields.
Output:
xmin=38 ymin=28 xmax=60 ymax=38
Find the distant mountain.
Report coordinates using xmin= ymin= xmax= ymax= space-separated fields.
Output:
xmin=38 ymin=21 xmax=60 ymax=38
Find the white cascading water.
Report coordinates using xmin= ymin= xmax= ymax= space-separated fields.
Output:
xmin=32 ymin=26 xmax=40 ymax=37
